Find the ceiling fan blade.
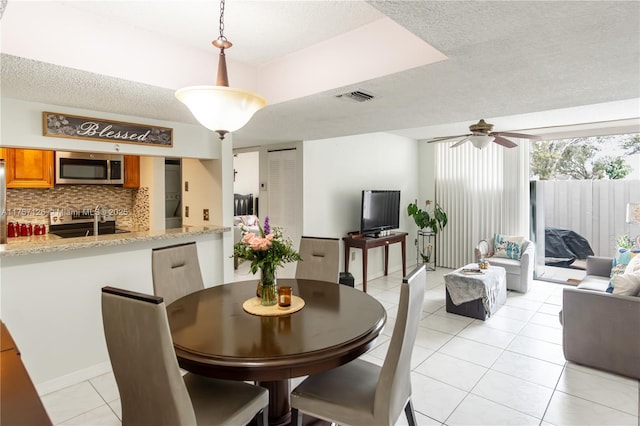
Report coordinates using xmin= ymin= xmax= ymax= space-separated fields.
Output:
xmin=450 ymin=137 xmax=470 ymax=148
xmin=426 ymin=134 xmax=471 ymax=143
xmin=493 ymin=131 xmax=541 ymax=140
xmin=493 ymin=135 xmax=518 ymax=148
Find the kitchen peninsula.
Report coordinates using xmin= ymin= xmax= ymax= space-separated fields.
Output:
xmin=0 ymin=224 xmax=228 ymax=257
xmin=0 ymin=225 xmax=232 ymax=395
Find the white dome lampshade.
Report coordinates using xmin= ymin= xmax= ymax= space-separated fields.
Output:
xmin=175 ymin=86 xmax=266 ymax=139
xmin=175 ymin=0 xmax=266 ymax=140
xmin=469 ymin=135 xmax=495 ymax=149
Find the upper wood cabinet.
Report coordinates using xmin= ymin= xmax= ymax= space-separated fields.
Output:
xmin=0 ymin=148 xmax=55 ymax=188
xmin=123 ymin=155 xmax=140 ymax=188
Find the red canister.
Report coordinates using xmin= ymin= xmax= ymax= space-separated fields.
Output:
xmin=34 ymin=225 xmax=42 ymax=236
xmin=7 ymin=222 xmax=16 ymax=238
xmin=20 ymin=223 xmax=28 ymax=236
xmin=27 ymin=223 xmax=33 ymax=236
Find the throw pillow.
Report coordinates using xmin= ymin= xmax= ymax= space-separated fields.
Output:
xmin=612 ymin=272 xmax=640 ymax=296
xmin=607 ymin=248 xmax=638 ymax=293
xmin=624 ymin=253 xmax=640 ymax=274
xmin=493 ymin=234 xmax=524 ymax=260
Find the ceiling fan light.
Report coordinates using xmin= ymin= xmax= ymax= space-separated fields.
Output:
xmin=469 ymin=135 xmax=494 ymax=149
xmin=175 ymin=86 xmax=266 ymax=136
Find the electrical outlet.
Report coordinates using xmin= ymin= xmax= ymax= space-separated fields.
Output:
xmin=185 ymin=206 xmax=189 ymax=217
xmin=351 ymin=252 xmax=356 ymax=261
xmin=185 ymin=181 xmax=189 ymax=192
xmin=203 ymin=209 xmax=209 ymax=221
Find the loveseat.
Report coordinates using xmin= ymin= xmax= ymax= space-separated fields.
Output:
xmin=561 ymin=256 xmax=640 ymax=379
xmin=483 ymin=238 xmax=535 ymax=293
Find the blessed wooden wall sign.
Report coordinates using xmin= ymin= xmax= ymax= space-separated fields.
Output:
xmin=43 ymin=112 xmax=173 ymax=147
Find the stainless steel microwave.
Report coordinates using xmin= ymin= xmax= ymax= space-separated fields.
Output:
xmin=55 ymin=151 xmax=124 ymax=185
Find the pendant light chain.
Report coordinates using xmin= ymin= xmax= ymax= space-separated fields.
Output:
xmin=218 ymin=0 xmax=227 ymax=43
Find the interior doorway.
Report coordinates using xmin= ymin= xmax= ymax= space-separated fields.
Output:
xmin=233 ymin=151 xmax=260 ymax=216
xmin=165 ymin=158 xmax=182 ymax=229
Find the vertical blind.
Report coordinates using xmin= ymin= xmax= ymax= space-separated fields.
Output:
xmin=435 ymin=140 xmax=530 ymax=268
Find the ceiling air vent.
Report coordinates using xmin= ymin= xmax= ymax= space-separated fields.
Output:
xmin=335 ymin=90 xmax=375 ymax=103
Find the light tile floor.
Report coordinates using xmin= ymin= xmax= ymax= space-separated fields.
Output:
xmin=40 ymin=264 xmax=640 ymax=425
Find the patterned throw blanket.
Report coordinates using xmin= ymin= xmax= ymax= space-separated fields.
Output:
xmin=445 ymin=265 xmax=505 ymax=316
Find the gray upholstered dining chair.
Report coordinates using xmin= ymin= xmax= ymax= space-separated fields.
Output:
xmin=294 ymin=236 xmax=340 ymax=283
xmin=152 ymin=241 xmax=205 ymax=306
xmin=290 ymin=264 xmax=426 ymax=426
xmin=101 ymin=286 xmax=269 ymax=426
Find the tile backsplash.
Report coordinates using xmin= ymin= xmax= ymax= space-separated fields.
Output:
xmin=6 ymin=185 xmax=149 ymax=230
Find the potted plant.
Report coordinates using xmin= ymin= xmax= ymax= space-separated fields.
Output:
xmin=407 ymin=199 xmax=448 ymax=234
xmin=615 ymin=235 xmax=634 ymax=249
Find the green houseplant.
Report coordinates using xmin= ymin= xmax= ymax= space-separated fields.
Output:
xmin=615 ymin=235 xmax=634 ymax=249
xmin=407 ymin=199 xmax=448 ymax=234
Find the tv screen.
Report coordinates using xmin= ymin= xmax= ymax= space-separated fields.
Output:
xmin=360 ymin=190 xmax=401 ymax=237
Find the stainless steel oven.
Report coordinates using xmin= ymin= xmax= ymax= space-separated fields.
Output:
xmin=55 ymin=151 xmax=124 ymax=185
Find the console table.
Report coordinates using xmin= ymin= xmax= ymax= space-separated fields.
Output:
xmin=343 ymin=232 xmax=408 ymax=292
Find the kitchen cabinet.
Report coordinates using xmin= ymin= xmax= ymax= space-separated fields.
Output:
xmin=123 ymin=155 xmax=140 ymax=188
xmin=0 ymin=148 xmax=54 ymax=188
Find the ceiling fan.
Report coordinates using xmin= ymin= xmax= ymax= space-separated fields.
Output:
xmin=426 ymin=119 xmax=541 ymax=149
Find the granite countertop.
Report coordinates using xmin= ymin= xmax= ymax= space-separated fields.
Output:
xmin=0 ymin=225 xmax=230 ymax=257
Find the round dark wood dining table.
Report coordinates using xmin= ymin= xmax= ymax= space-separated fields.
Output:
xmin=167 ymin=279 xmax=386 ymax=426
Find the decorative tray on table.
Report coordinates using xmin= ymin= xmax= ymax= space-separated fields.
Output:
xmin=461 ymin=268 xmax=484 ymax=275
xmin=242 ymin=296 xmax=305 ymax=316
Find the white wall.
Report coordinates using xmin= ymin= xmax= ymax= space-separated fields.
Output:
xmin=302 ymin=132 xmax=420 ymax=284
xmin=418 ymin=142 xmax=437 ymax=207
xmin=140 ymin=156 xmax=166 ymax=230
xmin=182 ymin=158 xmax=220 ymax=226
xmin=233 ymin=151 xmax=260 ymax=196
xmin=1 ymin=98 xmax=220 ymax=159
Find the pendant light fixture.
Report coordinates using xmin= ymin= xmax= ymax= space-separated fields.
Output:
xmin=175 ymin=0 xmax=266 ymax=140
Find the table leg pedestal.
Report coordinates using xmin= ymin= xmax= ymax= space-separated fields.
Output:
xmin=257 ymin=379 xmax=291 ymax=426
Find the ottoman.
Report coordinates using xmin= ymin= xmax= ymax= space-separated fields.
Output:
xmin=444 ymin=264 xmax=507 ymax=320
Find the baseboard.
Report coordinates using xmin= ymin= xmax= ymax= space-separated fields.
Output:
xmin=35 ymin=362 xmax=112 ymax=396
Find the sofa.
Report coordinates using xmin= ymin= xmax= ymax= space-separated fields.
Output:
xmin=482 ymin=238 xmax=535 ymax=293
xmin=561 ymin=255 xmax=640 ymax=379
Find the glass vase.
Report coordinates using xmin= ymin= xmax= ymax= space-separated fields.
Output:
xmin=259 ymin=267 xmax=278 ymax=306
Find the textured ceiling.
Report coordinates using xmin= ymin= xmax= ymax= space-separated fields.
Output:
xmin=62 ymin=1 xmax=385 ymax=66
xmin=1 ymin=1 xmax=639 ymax=148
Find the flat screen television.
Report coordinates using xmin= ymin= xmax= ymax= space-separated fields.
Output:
xmin=360 ymin=190 xmax=401 ymax=237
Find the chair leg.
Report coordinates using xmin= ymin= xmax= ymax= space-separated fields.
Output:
xmin=256 ymin=406 xmax=268 ymax=426
xmin=291 ymin=408 xmax=302 ymax=426
xmin=404 ymin=399 xmax=417 ymax=426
